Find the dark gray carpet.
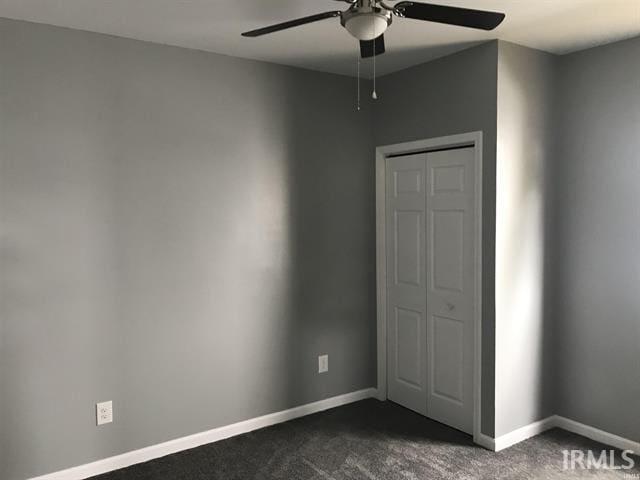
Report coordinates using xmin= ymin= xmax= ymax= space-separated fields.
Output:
xmin=91 ymin=399 xmax=640 ymax=479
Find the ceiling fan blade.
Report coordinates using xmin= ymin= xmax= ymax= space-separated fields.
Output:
xmin=360 ymin=35 xmax=386 ymax=59
xmin=242 ymin=11 xmax=342 ymax=37
xmin=394 ymin=2 xmax=505 ymax=31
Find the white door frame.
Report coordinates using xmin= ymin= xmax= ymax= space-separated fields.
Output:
xmin=375 ymin=131 xmax=483 ymax=444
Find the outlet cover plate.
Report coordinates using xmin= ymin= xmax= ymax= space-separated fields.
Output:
xmin=96 ymin=401 xmax=113 ymax=426
xmin=318 ymin=354 xmax=328 ymax=373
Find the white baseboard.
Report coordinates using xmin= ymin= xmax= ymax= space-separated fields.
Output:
xmin=374 ymin=387 xmax=387 ymax=402
xmin=488 ymin=415 xmax=640 ymax=453
xmin=27 ymin=393 xmax=640 ymax=479
xmin=28 ymin=388 xmax=376 ymax=480
xmin=493 ymin=416 xmax=556 ymax=451
xmin=473 ymin=433 xmax=496 ymax=451
xmin=552 ymin=416 xmax=640 ymax=454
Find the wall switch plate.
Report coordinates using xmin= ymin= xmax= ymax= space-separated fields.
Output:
xmin=96 ymin=401 xmax=113 ymax=426
xmin=318 ymin=354 xmax=328 ymax=373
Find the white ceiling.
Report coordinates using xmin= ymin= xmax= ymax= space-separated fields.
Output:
xmin=1 ymin=0 xmax=639 ymax=77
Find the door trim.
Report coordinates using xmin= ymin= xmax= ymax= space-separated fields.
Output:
xmin=375 ymin=131 xmax=483 ymax=444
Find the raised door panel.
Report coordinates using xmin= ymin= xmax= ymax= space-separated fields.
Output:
xmin=394 ymin=211 xmax=422 ymax=287
xmin=395 ymin=307 xmax=423 ymax=388
xmin=431 ymin=209 xmax=465 ymax=293
xmin=431 ymin=314 xmax=464 ymax=403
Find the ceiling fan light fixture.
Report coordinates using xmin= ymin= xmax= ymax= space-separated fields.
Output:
xmin=341 ymin=10 xmax=392 ymax=41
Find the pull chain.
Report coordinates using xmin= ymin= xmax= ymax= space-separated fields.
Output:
xmin=357 ymin=45 xmax=361 ymax=111
xmin=372 ymin=15 xmax=378 ymax=100
xmin=372 ymin=47 xmax=377 ymax=100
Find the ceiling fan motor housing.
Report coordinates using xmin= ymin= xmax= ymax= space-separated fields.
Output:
xmin=341 ymin=1 xmax=393 ymax=41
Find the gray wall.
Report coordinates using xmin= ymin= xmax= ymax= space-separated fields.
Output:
xmin=374 ymin=42 xmax=499 ymax=437
xmin=553 ymin=36 xmax=640 ymax=442
xmin=2 ymin=14 xmax=638 ymax=479
xmin=0 ymin=18 xmax=376 ymax=480
xmin=494 ymin=41 xmax=557 ymax=437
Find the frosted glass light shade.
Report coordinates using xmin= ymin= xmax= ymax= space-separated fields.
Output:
xmin=344 ymin=14 xmax=389 ymax=41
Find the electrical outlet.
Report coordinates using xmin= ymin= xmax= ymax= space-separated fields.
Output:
xmin=96 ymin=401 xmax=113 ymax=426
xmin=318 ymin=354 xmax=328 ymax=373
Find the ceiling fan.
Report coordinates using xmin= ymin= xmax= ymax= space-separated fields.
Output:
xmin=242 ymin=0 xmax=505 ymax=59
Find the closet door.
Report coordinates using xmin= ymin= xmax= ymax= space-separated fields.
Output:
xmin=385 ymin=154 xmax=428 ymax=415
xmin=424 ymin=147 xmax=475 ymax=434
